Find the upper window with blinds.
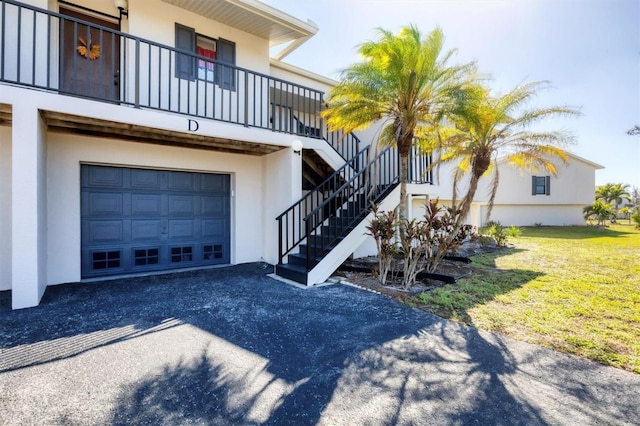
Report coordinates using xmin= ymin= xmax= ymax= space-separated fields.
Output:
xmin=175 ymin=23 xmax=236 ymax=90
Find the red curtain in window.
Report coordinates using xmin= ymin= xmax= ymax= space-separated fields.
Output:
xmin=196 ymin=46 xmax=215 ymax=73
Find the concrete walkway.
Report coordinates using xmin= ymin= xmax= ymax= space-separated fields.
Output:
xmin=1 ymin=263 xmax=638 ymax=425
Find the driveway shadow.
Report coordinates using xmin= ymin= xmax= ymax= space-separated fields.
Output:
xmin=1 ymin=263 xmax=639 ymax=425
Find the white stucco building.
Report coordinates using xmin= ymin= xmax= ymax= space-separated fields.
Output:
xmin=0 ymin=0 xmax=601 ymax=309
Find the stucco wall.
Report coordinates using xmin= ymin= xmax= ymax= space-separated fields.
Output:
xmin=0 ymin=126 xmax=11 ymax=290
xmin=261 ymin=149 xmax=301 ymax=265
xmin=128 ymin=0 xmax=270 ymax=74
xmin=476 ymin=156 xmax=597 ymax=205
xmin=481 ymin=205 xmax=587 ymax=227
xmin=46 ymin=133 xmax=265 ymax=285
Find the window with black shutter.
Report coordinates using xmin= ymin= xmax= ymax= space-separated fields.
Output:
xmin=175 ymin=23 xmax=235 ymax=90
xmin=532 ymin=175 xmax=551 ymax=195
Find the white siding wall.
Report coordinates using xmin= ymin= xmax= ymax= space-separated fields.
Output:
xmin=46 ymin=134 xmax=266 ymax=286
xmin=0 ymin=126 xmax=12 ymax=291
xmin=489 ymin=157 xmax=597 ymax=205
xmin=482 ymin=205 xmax=587 ymax=226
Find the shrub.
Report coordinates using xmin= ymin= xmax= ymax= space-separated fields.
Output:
xmin=483 ymin=221 xmax=508 ymax=246
xmin=366 ymin=205 xmax=398 ymax=285
xmin=507 ymin=225 xmax=521 ymax=238
xmin=368 ymin=199 xmax=470 ymax=289
xmin=632 ymin=211 xmax=640 ymax=229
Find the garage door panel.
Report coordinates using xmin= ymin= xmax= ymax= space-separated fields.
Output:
xmin=89 ymin=221 xmax=123 ymax=243
xmin=201 ymin=196 xmax=227 ymax=215
xmin=86 ymin=192 xmax=124 ymax=216
xmin=81 ymin=165 xmax=230 ymax=278
xmin=131 ymin=169 xmax=162 ymax=189
xmin=202 ymin=218 xmax=226 ymax=238
xmin=168 ymin=171 xmax=196 ymax=190
xmin=131 ymin=220 xmax=163 ymax=240
xmin=84 ymin=165 xmax=124 ymax=188
xmin=168 ymin=195 xmax=196 ymax=215
xmin=201 ymin=174 xmax=229 ymax=193
xmin=168 ymin=220 xmax=195 ymax=239
xmin=131 ymin=194 xmax=162 ymax=215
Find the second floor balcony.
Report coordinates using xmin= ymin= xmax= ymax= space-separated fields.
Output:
xmin=0 ymin=0 xmax=327 ymax=142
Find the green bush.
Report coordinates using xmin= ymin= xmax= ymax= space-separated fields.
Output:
xmin=483 ymin=221 xmax=508 ymax=246
xmin=632 ymin=211 xmax=640 ymax=229
xmin=507 ymin=225 xmax=521 ymax=238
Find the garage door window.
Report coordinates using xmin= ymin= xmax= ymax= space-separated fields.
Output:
xmin=204 ymin=244 xmax=223 ymax=260
xmin=92 ymin=250 xmax=121 ymax=270
xmin=171 ymin=246 xmax=193 ymax=263
xmin=134 ymin=248 xmax=159 ymax=266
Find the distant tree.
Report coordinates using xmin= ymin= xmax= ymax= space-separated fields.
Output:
xmin=596 ymin=183 xmax=631 ymax=219
xmin=632 ymin=211 xmax=640 ymax=229
xmin=627 ymin=125 xmax=640 ymax=136
xmin=583 ymin=201 xmax=614 ymax=229
xmin=619 ymin=206 xmax=632 ymax=223
xmin=631 ymin=186 xmax=640 ymax=212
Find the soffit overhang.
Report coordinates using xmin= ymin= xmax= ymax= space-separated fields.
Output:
xmin=161 ymin=0 xmax=318 ymax=47
xmin=41 ymin=111 xmax=285 ymax=156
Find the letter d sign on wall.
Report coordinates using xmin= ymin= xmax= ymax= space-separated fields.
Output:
xmin=188 ymin=119 xmax=199 ymax=132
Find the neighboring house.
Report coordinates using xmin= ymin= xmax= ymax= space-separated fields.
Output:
xmin=471 ymin=153 xmax=604 ymax=227
xmin=0 ymin=0 xmax=600 ymax=310
xmin=417 ymin=152 xmax=604 ymax=227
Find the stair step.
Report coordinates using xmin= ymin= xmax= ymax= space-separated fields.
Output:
xmin=307 ymin=234 xmax=341 ymax=246
xmin=287 ymin=252 xmax=320 ymax=268
xmin=275 ymin=263 xmax=307 ymax=284
xmin=298 ymin=243 xmax=333 ymax=259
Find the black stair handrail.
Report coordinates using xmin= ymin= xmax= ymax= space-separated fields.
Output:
xmin=290 ymin=114 xmax=361 ymax=163
xmin=276 ymin=145 xmax=371 ymax=264
xmin=302 ymin=146 xmax=399 ymax=270
xmin=324 ymin=127 xmax=361 ymax=165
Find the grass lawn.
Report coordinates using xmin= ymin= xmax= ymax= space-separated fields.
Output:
xmin=415 ymin=224 xmax=640 ymax=373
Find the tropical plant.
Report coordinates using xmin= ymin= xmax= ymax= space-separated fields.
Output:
xmin=366 ymin=205 xmax=398 ymax=285
xmin=482 ymin=221 xmax=508 ymax=246
xmin=322 ymin=25 xmax=475 ymax=237
xmin=368 ymin=199 xmax=472 ymax=288
xmin=507 ymin=225 xmax=521 ymax=238
xmin=596 ymin=183 xmax=631 ymax=219
xmin=627 ymin=125 xmax=640 ymax=136
xmin=583 ymin=200 xmax=614 ymax=229
xmin=632 ymin=211 xmax=640 ymax=229
xmin=425 ymin=81 xmax=579 ymax=240
xmin=619 ymin=206 xmax=633 ymax=223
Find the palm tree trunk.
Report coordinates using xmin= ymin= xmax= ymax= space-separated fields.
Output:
xmin=399 ymin=152 xmax=409 ymax=223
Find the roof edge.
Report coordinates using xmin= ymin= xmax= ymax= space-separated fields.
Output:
xmin=270 ymin=59 xmax=337 ymax=87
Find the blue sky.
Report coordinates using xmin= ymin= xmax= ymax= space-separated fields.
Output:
xmin=264 ymin=0 xmax=640 ymax=189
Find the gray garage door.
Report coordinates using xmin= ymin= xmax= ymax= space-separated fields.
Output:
xmin=81 ymin=165 xmax=230 ymax=278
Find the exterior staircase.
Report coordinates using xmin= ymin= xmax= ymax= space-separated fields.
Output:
xmin=276 ymin=142 xmax=431 ymax=285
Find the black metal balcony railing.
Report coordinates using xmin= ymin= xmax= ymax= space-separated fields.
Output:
xmin=0 ymin=0 xmax=325 ymax=139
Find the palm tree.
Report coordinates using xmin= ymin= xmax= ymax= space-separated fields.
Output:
xmin=597 ymin=183 xmax=631 ymax=219
xmin=583 ymin=200 xmax=614 ymax=229
xmin=322 ymin=25 xmax=475 ymax=230
xmin=428 ymin=81 xmax=579 ymax=229
xmin=627 ymin=125 xmax=640 ymax=136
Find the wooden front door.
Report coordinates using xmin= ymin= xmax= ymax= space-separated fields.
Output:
xmin=60 ymin=8 xmax=120 ymax=101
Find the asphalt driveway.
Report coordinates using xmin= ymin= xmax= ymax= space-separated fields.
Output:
xmin=1 ymin=263 xmax=639 ymax=425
